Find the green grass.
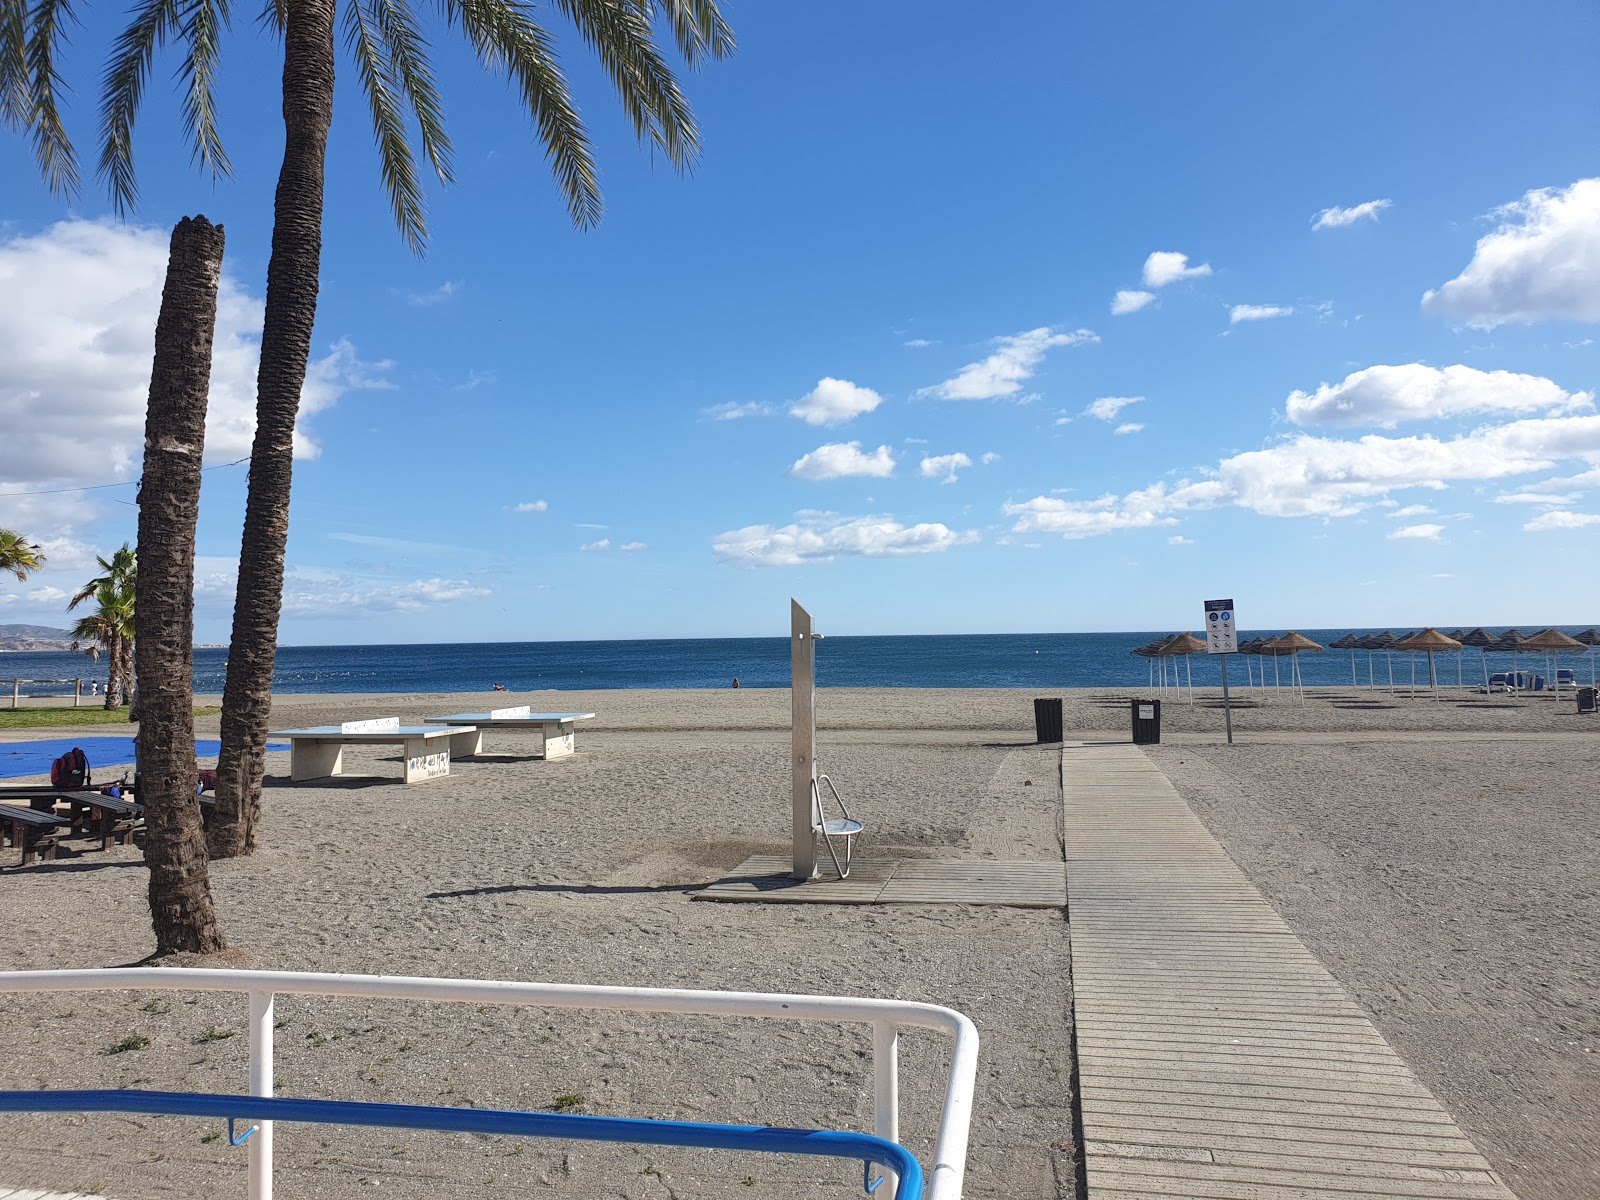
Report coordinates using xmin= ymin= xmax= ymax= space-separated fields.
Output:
xmin=0 ymin=705 xmax=218 ymax=730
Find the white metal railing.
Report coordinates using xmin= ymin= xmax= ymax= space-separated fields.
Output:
xmin=0 ymin=968 xmax=978 ymax=1200
xmin=6 ymin=678 xmax=90 ymax=707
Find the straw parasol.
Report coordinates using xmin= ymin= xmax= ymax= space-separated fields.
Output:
xmin=1394 ymin=628 xmax=1462 ymax=700
xmin=1328 ymin=633 xmax=1364 ymax=686
xmin=1573 ymin=630 xmax=1600 ymax=687
xmin=1487 ymin=629 xmax=1528 ymax=687
xmin=1155 ymin=632 xmax=1206 ymax=702
xmin=1521 ymin=629 xmax=1586 ymax=704
xmin=1456 ymin=628 xmax=1496 ymax=691
xmin=1131 ymin=641 xmax=1163 ymax=690
xmin=1261 ymin=632 xmax=1323 ymax=701
xmin=1363 ymin=631 xmax=1398 ymax=690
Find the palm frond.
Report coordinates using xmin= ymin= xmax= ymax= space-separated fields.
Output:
xmin=2 ymin=0 xmax=31 ymax=129
xmin=554 ymin=0 xmax=699 ymax=167
xmin=451 ymin=0 xmax=601 ymax=228
xmin=255 ymin=0 xmax=284 ymax=35
xmin=345 ymin=0 xmax=428 ymax=252
xmin=177 ymin=0 xmax=235 ymax=181
xmin=24 ymin=0 xmax=84 ymax=197
xmin=650 ymin=0 xmax=733 ymax=69
xmin=373 ymin=0 xmax=453 ymax=187
xmin=97 ymin=0 xmax=180 ymax=214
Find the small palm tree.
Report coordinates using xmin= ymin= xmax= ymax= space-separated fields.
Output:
xmin=0 ymin=529 xmax=45 ymax=580
xmin=68 ymin=545 xmax=137 ymax=707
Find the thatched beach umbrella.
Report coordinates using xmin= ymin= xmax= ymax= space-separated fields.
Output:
xmin=1488 ymin=629 xmax=1529 ymax=688
xmin=1328 ymin=633 xmax=1364 ymax=686
xmin=1262 ymin=632 xmax=1322 ymax=701
xmin=1394 ymin=628 xmax=1462 ymax=700
xmin=1156 ymin=632 xmax=1206 ymax=701
xmin=1131 ymin=641 xmax=1162 ymax=690
xmin=1522 ymin=629 xmax=1586 ymax=704
xmin=1574 ymin=629 xmax=1600 ymax=687
xmin=1457 ymin=627 xmax=1496 ymax=691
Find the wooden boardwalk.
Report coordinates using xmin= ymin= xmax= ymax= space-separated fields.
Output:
xmin=1064 ymin=742 xmax=1519 ymax=1199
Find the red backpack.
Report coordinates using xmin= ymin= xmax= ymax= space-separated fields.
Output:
xmin=50 ymin=747 xmax=90 ymax=789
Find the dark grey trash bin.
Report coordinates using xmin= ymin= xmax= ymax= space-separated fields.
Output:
xmin=1131 ymin=698 xmax=1161 ymax=745
xmin=1034 ymin=698 xmax=1063 ymax=743
xmin=1579 ymin=687 xmax=1597 ymax=715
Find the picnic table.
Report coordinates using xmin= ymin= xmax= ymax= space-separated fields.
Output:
xmin=269 ymin=718 xmax=471 ymax=784
xmin=423 ymin=707 xmax=596 ymax=760
xmin=0 ymin=803 xmax=72 ymax=865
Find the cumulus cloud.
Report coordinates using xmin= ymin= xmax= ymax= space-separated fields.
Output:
xmin=702 ymin=401 xmax=775 ymax=421
xmin=1085 ymin=395 xmax=1142 ymax=422
xmin=919 ymin=327 xmax=1098 ymax=401
xmin=510 ymin=500 xmax=548 ymax=513
xmin=919 ymin=452 xmax=973 ymax=483
xmin=25 ymin=585 xmax=68 ymax=602
xmin=1524 ymin=510 xmax=1600 ymax=531
xmin=1387 ymin=523 xmax=1444 ymax=541
xmin=1312 ymin=199 xmax=1392 ymax=230
xmin=1142 ymin=252 xmax=1212 ymax=288
xmin=1111 ymin=289 xmax=1156 ymax=315
xmin=789 ymin=377 xmax=883 ymax=426
xmin=1422 ymin=178 xmax=1600 ymax=328
xmin=185 ymin=561 xmax=492 ymax=618
xmin=903 ymin=338 xmax=933 ymax=348
xmin=1230 ymin=304 xmax=1293 ymax=323
xmin=1388 ymin=504 xmax=1436 ymax=518
xmin=712 ymin=511 xmax=979 ymax=566
xmin=619 ymin=541 xmax=647 ymax=552
xmin=789 ymin=442 xmax=896 ymax=480
xmin=580 ymin=538 xmax=612 ymax=552
xmin=403 ymin=280 xmax=462 ymax=306
xmin=1286 ymin=363 xmax=1589 ymax=428
xmin=1003 ymin=411 xmax=1600 ymax=537
xmin=0 ymin=219 xmax=390 ymax=491
xmin=1114 ymin=423 xmax=1144 ymax=436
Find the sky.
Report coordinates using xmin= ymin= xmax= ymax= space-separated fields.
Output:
xmin=2 ymin=1 xmax=1598 ymax=643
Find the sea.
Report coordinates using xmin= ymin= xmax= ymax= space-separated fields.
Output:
xmin=2 ymin=627 xmax=1594 ymax=696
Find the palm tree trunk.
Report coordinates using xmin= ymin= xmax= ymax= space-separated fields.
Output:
xmin=211 ymin=0 xmax=337 ymax=859
xmin=136 ymin=216 xmax=228 ymax=957
xmin=103 ymin=630 xmax=121 ymax=709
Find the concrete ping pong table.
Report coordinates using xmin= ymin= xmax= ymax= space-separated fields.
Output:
xmin=270 ymin=718 xmax=475 ymax=784
xmin=423 ymin=707 xmax=595 ymax=760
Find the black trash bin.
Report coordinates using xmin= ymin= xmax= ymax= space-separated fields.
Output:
xmin=1579 ymin=687 xmax=1597 ymax=715
xmin=1034 ymin=697 xmax=1064 ymax=743
xmin=1131 ymin=698 xmax=1161 ymax=745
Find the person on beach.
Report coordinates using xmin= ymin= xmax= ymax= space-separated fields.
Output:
xmin=731 ymin=678 xmax=740 ymax=689
xmin=492 ymin=683 xmax=508 ymax=692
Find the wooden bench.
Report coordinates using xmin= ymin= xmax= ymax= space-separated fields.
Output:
xmin=66 ymin=791 xmax=143 ymax=850
xmin=423 ymin=708 xmax=596 ymax=760
xmin=268 ymin=718 xmax=472 ymax=784
xmin=0 ymin=803 xmax=72 ymax=866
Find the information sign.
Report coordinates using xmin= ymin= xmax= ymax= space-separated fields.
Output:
xmin=1204 ymin=599 xmax=1237 ymax=655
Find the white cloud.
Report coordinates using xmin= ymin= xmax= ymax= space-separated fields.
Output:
xmin=1388 ymin=523 xmax=1444 ymax=541
xmin=1524 ymin=510 xmax=1600 ymax=531
xmin=510 ymin=500 xmax=548 ymax=513
xmin=403 ymin=280 xmax=462 ymax=306
xmin=702 ymin=401 xmax=775 ymax=421
xmin=1111 ymin=289 xmax=1156 ymax=315
xmin=1004 ymin=490 xmax=1179 ymax=540
xmin=1113 ymin=423 xmax=1144 ymax=436
xmin=789 ymin=442 xmax=896 ymax=480
xmin=216 ymin=564 xmax=495 ymax=617
xmin=1230 ymin=304 xmax=1293 ymax=323
xmin=980 ymin=451 xmax=1000 ymax=464
xmin=1142 ymin=252 xmax=1212 ymax=288
xmin=1168 ymin=535 xmax=1194 ymax=546
xmin=1085 ymin=395 xmax=1142 ymax=422
xmin=919 ymin=452 xmax=973 ymax=484
xmin=1422 ymin=178 xmax=1600 ymax=328
xmin=712 ymin=511 xmax=979 ymax=566
xmin=580 ymin=538 xmax=612 ymax=552
xmin=903 ymin=338 xmax=932 ymax=348
xmin=1286 ymin=363 xmax=1589 ymax=428
xmin=0 ymin=219 xmax=389 ymax=491
xmin=619 ymin=541 xmax=647 ymax=552
xmin=789 ymin=377 xmax=883 ymax=426
xmin=1495 ymin=491 xmax=1578 ymax=505
xmin=1312 ymin=199 xmax=1392 ymax=230
xmin=25 ymin=585 xmax=67 ymax=602
xmin=919 ymin=327 xmax=1098 ymax=401
xmin=1388 ymin=504 xmax=1436 ymax=518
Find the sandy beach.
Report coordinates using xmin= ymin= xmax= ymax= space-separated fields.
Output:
xmin=1 ymin=684 xmax=1596 ymax=1198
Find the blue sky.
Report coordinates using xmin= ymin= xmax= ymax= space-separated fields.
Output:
xmin=2 ymin=1 xmax=1598 ymax=642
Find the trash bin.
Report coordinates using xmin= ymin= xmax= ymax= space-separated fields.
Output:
xmin=1033 ymin=697 xmax=1064 ymax=743
xmin=1579 ymin=687 xmax=1597 ymax=715
xmin=1131 ymin=698 xmax=1161 ymax=745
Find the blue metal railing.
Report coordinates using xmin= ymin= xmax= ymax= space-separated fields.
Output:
xmin=0 ymin=1089 xmax=923 ymax=1198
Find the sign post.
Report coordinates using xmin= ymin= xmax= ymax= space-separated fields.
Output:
xmin=1204 ymin=599 xmax=1237 ymax=745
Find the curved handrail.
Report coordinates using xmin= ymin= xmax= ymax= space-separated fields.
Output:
xmin=0 ymin=968 xmax=977 ymax=1200
xmin=0 ymin=1090 xmax=924 ymax=1198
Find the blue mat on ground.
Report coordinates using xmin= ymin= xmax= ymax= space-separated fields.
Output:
xmin=0 ymin=737 xmax=289 ymax=780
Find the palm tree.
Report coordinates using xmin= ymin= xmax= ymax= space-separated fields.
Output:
xmin=0 ymin=529 xmax=45 ymax=580
xmin=8 ymin=0 xmax=733 ymax=858
xmin=69 ymin=545 xmax=136 ymax=708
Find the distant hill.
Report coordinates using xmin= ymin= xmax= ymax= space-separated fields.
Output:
xmin=0 ymin=624 xmax=76 ymax=651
